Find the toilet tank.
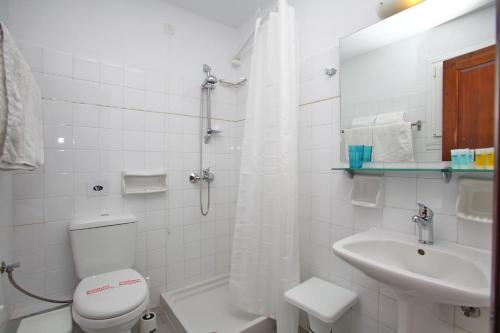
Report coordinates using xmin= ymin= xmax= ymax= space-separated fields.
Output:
xmin=69 ymin=214 xmax=138 ymax=279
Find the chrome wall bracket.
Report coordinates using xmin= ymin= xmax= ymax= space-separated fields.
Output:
xmin=0 ymin=261 xmax=20 ymax=274
xmin=460 ymin=306 xmax=481 ymax=318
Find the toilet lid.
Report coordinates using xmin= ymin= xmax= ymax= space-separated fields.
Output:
xmin=73 ymin=269 xmax=147 ymax=320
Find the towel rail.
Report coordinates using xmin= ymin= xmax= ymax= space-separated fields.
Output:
xmin=340 ymin=120 xmax=422 ymax=134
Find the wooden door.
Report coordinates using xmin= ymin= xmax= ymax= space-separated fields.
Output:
xmin=442 ymin=45 xmax=496 ymax=160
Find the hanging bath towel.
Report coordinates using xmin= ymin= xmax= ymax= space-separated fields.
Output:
xmin=0 ymin=22 xmax=43 ymax=170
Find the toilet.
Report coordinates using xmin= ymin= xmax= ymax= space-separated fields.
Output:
xmin=69 ymin=214 xmax=148 ymax=333
xmin=284 ymin=278 xmax=357 ymax=333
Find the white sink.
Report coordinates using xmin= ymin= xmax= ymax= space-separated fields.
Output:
xmin=332 ymin=228 xmax=491 ymax=333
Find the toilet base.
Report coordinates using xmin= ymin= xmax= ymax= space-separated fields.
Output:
xmin=308 ymin=315 xmax=333 ymax=333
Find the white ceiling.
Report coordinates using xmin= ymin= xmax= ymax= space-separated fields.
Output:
xmin=161 ymin=0 xmax=268 ymax=28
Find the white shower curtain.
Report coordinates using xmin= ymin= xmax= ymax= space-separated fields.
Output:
xmin=229 ymin=1 xmax=300 ymax=332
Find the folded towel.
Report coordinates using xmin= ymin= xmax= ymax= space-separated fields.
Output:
xmin=375 ymin=111 xmax=406 ymax=125
xmin=0 ymin=22 xmax=43 ymax=170
xmin=343 ymin=126 xmax=373 ymax=159
xmin=372 ymin=122 xmax=414 ymax=162
xmin=351 ymin=115 xmax=376 ymax=128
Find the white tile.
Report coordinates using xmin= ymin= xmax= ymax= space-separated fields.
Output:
xmin=123 ymin=130 xmax=145 ymax=151
xmin=101 ymin=129 xmax=123 ymax=151
xmin=43 ymin=49 xmax=72 ymax=76
xmin=382 ymin=207 xmax=416 ymax=235
xmin=45 ymin=243 xmax=73 ymax=269
xmin=100 ymin=107 xmax=123 ymax=129
xmin=13 ymin=224 xmax=44 ymax=251
xmin=146 ymin=71 xmax=166 ymax=92
xmin=184 ymin=258 xmax=201 ymax=278
xmin=73 ymin=104 xmax=100 ymax=127
xmin=100 ymin=62 xmax=123 ymax=86
xmin=434 ymin=214 xmax=457 ymax=242
xmin=123 ymin=110 xmax=145 ymax=131
xmin=19 ymin=43 xmax=43 ymax=72
xmin=44 ymin=124 xmax=73 ymax=149
xmin=74 ymin=150 xmax=100 ymax=173
xmin=41 ymin=74 xmax=73 ymax=101
xmin=417 ymin=178 xmax=458 ymax=215
xmin=330 ymin=199 xmax=354 ymax=227
xmin=145 ymin=91 xmax=166 ymax=112
xmin=379 ymin=295 xmax=397 ymax=330
xmin=73 ymin=127 xmax=100 ymax=149
xmin=100 ymin=83 xmax=124 ymax=107
xmin=13 ymin=174 xmax=43 ymax=200
xmin=44 ymin=149 xmax=74 ymax=173
xmin=14 ymin=199 xmax=44 ymax=225
xmin=352 ymin=284 xmax=379 ymax=321
xmin=385 ymin=177 xmax=416 ymax=210
xmin=73 ymin=79 xmax=100 ymax=104
xmin=147 ymin=248 xmax=166 ymax=270
xmin=146 ymin=230 xmax=166 ymax=250
xmin=73 ymin=56 xmax=99 ymax=81
xmin=44 ymin=220 xmax=70 ymax=245
xmin=124 ymin=88 xmax=145 ymax=109
xmin=145 ymin=132 xmax=164 ymax=152
xmin=124 ymin=67 xmax=145 ymax=89
xmin=45 ymin=267 xmax=75 ymax=295
xmin=310 ymin=221 xmax=330 ymax=247
xmin=145 ymin=112 xmax=165 ymax=132
xmin=44 ymin=197 xmax=74 ymax=221
xmin=43 ymin=100 xmax=73 ymax=125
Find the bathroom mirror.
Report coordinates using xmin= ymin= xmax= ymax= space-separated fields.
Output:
xmin=340 ymin=1 xmax=496 ymax=163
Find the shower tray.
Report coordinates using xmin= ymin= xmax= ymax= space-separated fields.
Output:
xmin=161 ymin=275 xmax=275 ymax=333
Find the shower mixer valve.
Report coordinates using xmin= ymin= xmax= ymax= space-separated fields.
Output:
xmin=189 ymin=167 xmax=215 ymax=184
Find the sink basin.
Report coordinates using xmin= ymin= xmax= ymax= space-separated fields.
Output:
xmin=332 ymin=228 xmax=491 ymax=333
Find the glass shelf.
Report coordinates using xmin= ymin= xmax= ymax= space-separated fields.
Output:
xmin=331 ymin=163 xmax=494 ymax=183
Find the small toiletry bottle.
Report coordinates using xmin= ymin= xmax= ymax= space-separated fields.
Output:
xmin=458 ymin=149 xmax=469 ymax=169
xmin=451 ymin=149 xmax=460 ymax=169
xmin=468 ymin=150 xmax=475 ymax=168
xmin=476 ymin=148 xmax=487 ymax=169
xmin=486 ymin=147 xmax=495 ymax=169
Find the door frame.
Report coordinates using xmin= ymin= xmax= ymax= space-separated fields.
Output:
xmin=491 ymin=2 xmax=500 ymax=332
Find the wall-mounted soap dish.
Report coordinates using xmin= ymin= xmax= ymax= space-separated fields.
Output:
xmin=122 ymin=169 xmax=167 ymax=194
xmin=350 ymin=175 xmax=384 ymax=208
xmin=456 ymin=178 xmax=493 ymax=223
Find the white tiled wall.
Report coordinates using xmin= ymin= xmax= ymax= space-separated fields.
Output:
xmin=4 ymin=0 xmax=243 ymax=319
xmin=297 ymin=45 xmax=492 ymax=333
xmin=0 ymin=172 xmax=14 ymax=331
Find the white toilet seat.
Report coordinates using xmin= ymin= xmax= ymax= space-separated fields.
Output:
xmin=72 ymin=268 xmax=148 ymax=333
xmin=73 ymin=296 xmax=148 ymax=332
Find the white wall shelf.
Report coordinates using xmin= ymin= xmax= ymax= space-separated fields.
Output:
xmin=122 ymin=169 xmax=167 ymax=194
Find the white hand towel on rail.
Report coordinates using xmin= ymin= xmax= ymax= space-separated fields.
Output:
xmin=343 ymin=126 xmax=373 ymax=160
xmin=0 ymin=22 xmax=43 ymax=170
xmin=351 ymin=115 xmax=376 ymax=128
xmin=372 ymin=122 xmax=414 ymax=162
xmin=375 ymin=111 xmax=406 ymax=125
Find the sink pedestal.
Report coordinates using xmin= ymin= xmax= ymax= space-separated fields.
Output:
xmin=396 ymin=293 xmax=439 ymax=333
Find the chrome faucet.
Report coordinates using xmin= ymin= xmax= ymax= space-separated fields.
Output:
xmin=412 ymin=203 xmax=434 ymax=245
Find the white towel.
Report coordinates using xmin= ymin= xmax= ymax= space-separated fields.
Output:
xmin=375 ymin=111 xmax=406 ymax=125
xmin=0 ymin=22 xmax=43 ymax=170
xmin=351 ymin=115 xmax=376 ymax=128
xmin=372 ymin=122 xmax=414 ymax=162
xmin=343 ymin=126 xmax=373 ymax=160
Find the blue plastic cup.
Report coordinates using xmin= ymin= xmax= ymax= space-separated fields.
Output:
xmin=363 ymin=145 xmax=372 ymax=162
xmin=348 ymin=145 xmax=364 ymax=169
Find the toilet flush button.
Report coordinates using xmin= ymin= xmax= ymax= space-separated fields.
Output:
xmin=87 ymin=180 xmax=109 ymax=197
